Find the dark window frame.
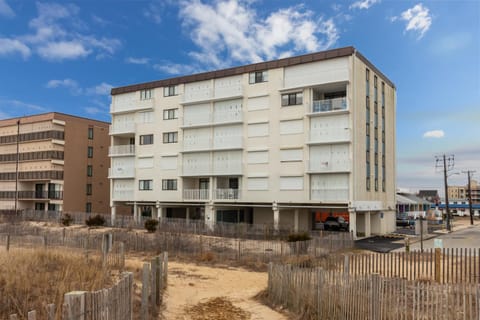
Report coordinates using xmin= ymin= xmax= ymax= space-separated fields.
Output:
xmin=140 ymin=134 xmax=154 ymax=145
xmin=281 ymin=92 xmax=303 ymax=106
xmin=162 ymin=179 xmax=177 ymax=190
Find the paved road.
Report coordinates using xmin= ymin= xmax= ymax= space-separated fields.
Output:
xmin=394 ymin=223 xmax=480 ymax=252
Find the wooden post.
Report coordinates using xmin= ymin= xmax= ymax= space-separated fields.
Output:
xmin=27 ymin=310 xmax=36 ymax=320
xmin=141 ymin=263 xmax=150 ymax=320
xmin=370 ymin=273 xmax=380 ymax=320
xmin=435 ymin=248 xmax=441 ymax=283
xmin=44 ymin=235 xmax=47 ymax=249
xmin=9 ymin=314 xmax=18 ymax=320
xmin=150 ymin=258 xmax=157 ymax=309
xmin=63 ymin=291 xmax=86 ymax=320
xmin=6 ymin=234 xmax=10 ymax=251
xmin=155 ymin=255 xmax=162 ymax=306
xmin=163 ymin=252 xmax=168 ymax=284
xmin=46 ymin=304 xmax=55 ymax=320
xmin=119 ymin=242 xmax=125 ymax=271
xmin=344 ymin=254 xmax=350 ymax=276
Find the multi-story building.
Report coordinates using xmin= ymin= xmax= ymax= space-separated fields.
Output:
xmin=0 ymin=112 xmax=110 ymax=214
xmin=109 ymin=46 xmax=396 ymax=237
xmin=449 ymin=180 xmax=480 ymax=205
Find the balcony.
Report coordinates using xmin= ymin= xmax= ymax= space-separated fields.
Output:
xmin=307 ymin=160 xmax=351 ymax=173
xmin=183 ymin=189 xmax=210 ymax=201
xmin=213 ymin=162 xmax=243 ymax=175
xmin=112 ymin=189 xmax=134 ymax=201
xmin=311 ymin=188 xmax=349 ymax=202
xmin=183 ymin=137 xmax=212 ymax=152
xmin=182 ymin=112 xmax=243 ymax=128
xmin=110 ymin=97 xmax=155 ymax=114
xmin=214 ymin=188 xmax=240 ymax=200
xmin=308 ymin=128 xmax=351 ymax=144
xmin=109 ymin=122 xmax=136 ymax=135
xmin=307 ymin=97 xmax=347 ymax=114
xmin=108 ymin=167 xmax=135 ymax=178
xmin=0 ymin=190 xmax=63 ymax=200
xmin=109 ymin=145 xmax=135 ymax=157
xmin=213 ymin=135 xmax=243 ymax=150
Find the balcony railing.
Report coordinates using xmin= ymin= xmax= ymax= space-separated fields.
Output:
xmin=108 ymin=167 xmax=135 ymax=178
xmin=109 ymin=122 xmax=136 ymax=135
xmin=109 ymin=145 xmax=135 ymax=157
xmin=214 ymin=188 xmax=240 ymax=200
xmin=213 ymin=136 xmax=243 ymax=150
xmin=183 ymin=137 xmax=212 ymax=152
xmin=183 ymin=189 xmax=210 ymax=201
xmin=309 ymin=97 xmax=347 ymax=114
xmin=112 ymin=189 xmax=134 ymax=201
xmin=308 ymin=128 xmax=351 ymax=144
xmin=307 ymin=160 xmax=351 ymax=173
xmin=0 ymin=190 xmax=63 ymax=200
xmin=311 ymin=188 xmax=349 ymax=201
xmin=183 ymin=111 xmax=243 ymax=127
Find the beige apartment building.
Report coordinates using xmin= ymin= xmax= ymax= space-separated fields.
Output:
xmin=449 ymin=180 xmax=480 ymax=204
xmin=0 ymin=112 xmax=110 ymax=214
xmin=109 ymin=46 xmax=397 ymax=237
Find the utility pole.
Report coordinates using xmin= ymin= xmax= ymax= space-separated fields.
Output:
xmin=462 ymin=170 xmax=476 ymax=225
xmin=436 ymin=154 xmax=455 ymax=232
xmin=14 ymin=119 xmax=20 ymax=217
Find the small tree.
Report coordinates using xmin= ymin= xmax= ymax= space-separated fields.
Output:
xmin=86 ymin=214 xmax=105 ymax=227
xmin=61 ymin=213 xmax=73 ymax=226
xmin=144 ymin=219 xmax=159 ymax=233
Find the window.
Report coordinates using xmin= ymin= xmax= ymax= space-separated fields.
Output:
xmin=87 ymin=146 xmax=93 ymax=158
xmin=249 ymin=71 xmax=268 ymax=84
xmin=162 ymin=179 xmax=177 ymax=190
xmin=163 ymin=85 xmax=178 ymax=97
xmin=163 ymin=108 xmax=178 ymax=120
xmin=139 ymin=180 xmax=153 ymax=190
xmin=87 ymin=165 xmax=93 ymax=177
xmin=163 ymin=132 xmax=178 ymax=143
xmin=140 ymin=89 xmax=152 ymax=100
xmin=140 ymin=134 xmax=154 ymax=145
xmin=374 ymin=75 xmax=378 ymax=102
xmin=281 ymin=92 xmax=303 ymax=106
xmin=88 ymin=127 xmax=94 ymax=139
xmin=86 ymin=202 xmax=92 ymax=213
xmin=86 ymin=184 xmax=92 ymax=195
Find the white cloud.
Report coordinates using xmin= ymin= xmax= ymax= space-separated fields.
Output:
xmin=38 ymin=41 xmax=90 ymax=60
xmin=86 ymin=82 xmax=113 ymax=96
xmin=431 ymin=32 xmax=472 ymax=54
xmin=0 ymin=38 xmax=31 ymax=58
xmin=0 ymin=0 xmax=14 ymax=17
xmin=423 ymin=130 xmax=444 ymax=138
xmin=349 ymin=0 xmax=380 ymax=10
xmin=46 ymin=78 xmax=82 ymax=95
xmin=84 ymin=107 xmax=104 ymax=115
xmin=6 ymin=2 xmax=120 ymax=61
xmin=0 ymin=99 xmax=48 ymax=112
xmin=126 ymin=57 xmax=150 ymax=65
xmin=153 ymin=62 xmax=198 ymax=75
xmin=396 ymin=3 xmax=432 ymax=39
xmin=144 ymin=1 xmax=163 ymax=24
xmin=178 ymin=0 xmax=339 ymax=68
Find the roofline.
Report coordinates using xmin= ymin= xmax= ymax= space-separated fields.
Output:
xmin=354 ymin=50 xmax=395 ymax=89
xmin=0 ymin=111 xmax=111 ymax=126
xmin=112 ymin=46 xmax=358 ymax=95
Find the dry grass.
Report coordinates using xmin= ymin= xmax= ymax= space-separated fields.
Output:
xmin=0 ymin=248 xmax=112 ymax=319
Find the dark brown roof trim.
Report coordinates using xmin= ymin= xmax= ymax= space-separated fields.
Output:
xmin=355 ymin=51 xmax=395 ymax=89
xmin=111 ymin=46 xmax=356 ymax=95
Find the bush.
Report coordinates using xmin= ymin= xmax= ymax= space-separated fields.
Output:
xmin=286 ymin=232 xmax=311 ymax=242
xmin=144 ymin=219 xmax=159 ymax=233
xmin=85 ymin=214 xmax=105 ymax=227
xmin=61 ymin=213 xmax=73 ymax=226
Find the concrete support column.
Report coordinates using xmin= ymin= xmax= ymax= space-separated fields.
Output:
xmin=273 ymin=202 xmax=279 ymax=232
xmin=348 ymin=208 xmax=357 ymax=239
xmin=209 ymin=177 xmax=214 ymax=201
xmin=365 ymin=211 xmax=371 ymax=237
xmin=294 ymin=209 xmax=299 ymax=232
xmin=133 ymin=202 xmax=138 ymax=223
xmin=110 ymin=205 xmax=116 ymax=227
xmin=157 ymin=206 xmax=165 ymax=220
xmin=186 ymin=207 xmax=190 ymax=224
xmin=204 ymin=203 xmax=216 ymax=230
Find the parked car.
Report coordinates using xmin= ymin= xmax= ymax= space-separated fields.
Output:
xmin=323 ymin=216 xmax=349 ymax=231
xmin=396 ymin=213 xmax=414 ymax=227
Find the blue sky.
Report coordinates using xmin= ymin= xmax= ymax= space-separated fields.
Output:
xmin=0 ymin=0 xmax=478 ymax=193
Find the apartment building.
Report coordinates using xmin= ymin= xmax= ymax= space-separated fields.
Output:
xmin=448 ymin=180 xmax=480 ymax=204
xmin=109 ymin=46 xmax=397 ymax=237
xmin=0 ymin=112 xmax=110 ymax=214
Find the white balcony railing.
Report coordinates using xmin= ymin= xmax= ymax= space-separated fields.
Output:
xmin=311 ymin=188 xmax=349 ymax=202
xmin=109 ymin=122 xmax=135 ymax=135
xmin=309 ymin=97 xmax=347 ymax=114
xmin=108 ymin=167 xmax=135 ymax=178
xmin=183 ymin=111 xmax=243 ymax=127
xmin=213 ymin=162 xmax=243 ymax=175
xmin=108 ymin=145 xmax=135 ymax=157
xmin=214 ymin=188 xmax=240 ymax=200
xmin=213 ymin=135 xmax=243 ymax=150
xmin=183 ymin=189 xmax=210 ymax=200
xmin=307 ymin=160 xmax=351 ymax=173
xmin=183 ymin=137 xmax=212 ymax=152
xmin=110 ymin=98 xmax=155 ymax=113
xmin=213 ymin=111 xmax=243 ymax=124
xmin=182 ymin=163 xmax=212 ymax=176
xmin=112 ymin=189 xmax=134 ymax=201
xmin=309 ymin=128 xmax=351 ymax=144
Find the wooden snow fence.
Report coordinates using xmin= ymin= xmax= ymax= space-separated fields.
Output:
xmin=140 ymin=252 xmax=169 ymax=320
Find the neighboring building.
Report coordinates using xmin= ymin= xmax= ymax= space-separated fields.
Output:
xmin=396 ymin=192 xmax=432 ymax=218
xmin=448 ymin=180 xmax=480 ymax=204
xmin=417 ymin=190 xmax=440 ymax=204
xmin=109 ymin=46 xmax=397 ymax=237
xmin=0 ymin=112 xmax=110 ymax=214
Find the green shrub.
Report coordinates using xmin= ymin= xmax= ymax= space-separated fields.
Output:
xmin=61 ymin=213 xmax=73 ymax=226
xmin=85 ymin=214 xmax=105 ymax=227
xmin=144 ymin=219 xmax=159 ymax=233
xmin=286 ymin=232 xmax=311 ymax=242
